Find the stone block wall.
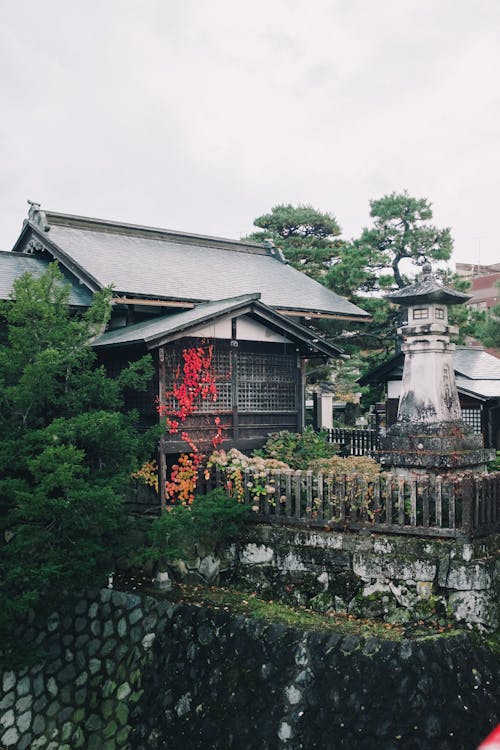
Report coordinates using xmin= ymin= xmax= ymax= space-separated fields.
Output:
xmin=0 ymin=589 xmax=498 ymax=750
xmin=223 ymin=526 xmax=499 ymax=630
xmin=0 ymin=589 xmax=166 ymax=750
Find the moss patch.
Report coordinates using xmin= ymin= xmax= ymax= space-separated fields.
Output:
xmin=144 ymin=582 xmax=458 ymax=641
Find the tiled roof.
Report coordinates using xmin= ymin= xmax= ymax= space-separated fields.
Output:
xmin=360 ymin=346 xmax=500 ymax=400
xmin=385 ymin=272 xmax=470 ymax=306
xmin=453 ymin=347 xmax=500 ymax=380
xmin=16 ymin=211 xmax=370 ymax=320
xmin=0 ymin=251 xmax=92 ymax=307
xmin=92 ymin=293 xmax=344 ymax=358
xmin=455 ymin=376 xmax=500 ymax=400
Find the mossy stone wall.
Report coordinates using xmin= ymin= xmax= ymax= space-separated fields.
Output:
xmin=0 ymin=588 xmax=499 ymax=749
xmin=223 ymin=526 xmax=499 ymax=630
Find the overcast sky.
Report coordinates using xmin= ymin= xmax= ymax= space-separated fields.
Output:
xmin=1 ymin=0 xmax=499 ymax=268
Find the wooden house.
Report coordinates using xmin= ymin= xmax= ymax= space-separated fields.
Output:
xmin=1 ymin=204 xmax=370 ymax=466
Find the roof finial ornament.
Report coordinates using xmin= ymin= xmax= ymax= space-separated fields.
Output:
xmin=415 ymin=253 xmax=432 ymax=277
xmin=26 ymin=200 xmax=49 ymax=232
xmin=422 ymin=261 xmax=432 ymax=278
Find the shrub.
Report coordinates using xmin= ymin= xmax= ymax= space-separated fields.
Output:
xmin=206 ymin=448 xmax=289 ymax=503
xmin=309 ymin=455 xmax=381 ymax=479
xmin=258 ymin=428 xmax=337 ymax=469
xmin=147 ymin=489 xmax=250 ymax=562
xmin=487 ymin=451 xmax=500 ymax=473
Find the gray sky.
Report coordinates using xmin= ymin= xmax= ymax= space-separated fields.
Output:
xmin=1 ymin=0 xmax=499 ymax=267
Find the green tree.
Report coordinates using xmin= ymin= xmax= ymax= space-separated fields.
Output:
xmin=476 ymin=284 xmax=500 ymax=347
xmin=247 ymin=203 xmax=342 ymax=280
xmin=0 ymin=264 xmax=154 ymax=666
xmin=436 ymin=270 xmax=485 ymax=344
xmin=327 ymin=191 xmax=453 ymax=294
xmin=321 ymin=192 xmax=455 ymax=378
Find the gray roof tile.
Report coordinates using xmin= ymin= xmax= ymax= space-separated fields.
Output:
xmin=0 ymin=251 xmax=92 ymax=307
xmin=455 ymin=376 xmax=500 ymax=399
xmin=453 ymin=346 xmax=500 ymax=380
xmin=41 ymin=218 xmax=369 ymax=319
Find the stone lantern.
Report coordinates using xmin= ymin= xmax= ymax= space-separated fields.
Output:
xmin=379 ymin=263 xmax=495 ymax=476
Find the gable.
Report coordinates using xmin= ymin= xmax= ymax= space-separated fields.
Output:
xmin=186 ymin=314 xmax=294 ymax=344
xmin=92 ymin=294 xmax=343 ymax=358
xmin=0 ymin=251 xmax=93 ymax=308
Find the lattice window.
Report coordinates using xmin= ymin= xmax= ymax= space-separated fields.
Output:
xmin=237 ymin=352 xmax=296 ymax=413
xmin=461 ymin=407 xmax=482 ymax=434
xmin=163 ymin=347 xmax=232 ymax=413
xmin=413 ymin=307 xmax=429 ymax=320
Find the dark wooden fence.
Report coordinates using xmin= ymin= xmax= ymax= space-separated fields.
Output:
xmin=322 ymin=428 xmax=379 ymax=457
xmin=202 ymin=469 xmax=500 ymax=539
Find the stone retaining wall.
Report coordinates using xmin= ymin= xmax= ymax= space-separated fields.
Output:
xmin=221 ymin=526 xmax=500 ymax=630
xmin=0 ymin=588 xmax=499 ymax=750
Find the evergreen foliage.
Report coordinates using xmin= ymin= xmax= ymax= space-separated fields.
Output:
xmin=247 ymin=203 xmax=342 ymax=280
xmin=146 ymin=489 xmax=250 ymax=563
xmin=0 ymin=263 xmax=154 ymax=666
xmin=476 ymin=281 xmax=500 ymax=348
xmin=257 ymin=427 xmax=338 ymax=469
xmin=327 ymin=191 xmax=453 ymax=294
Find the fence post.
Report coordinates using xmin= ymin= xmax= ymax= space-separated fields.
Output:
xmin=274 ymin=470 xmax=282 ymax=517
xmin=385 ymin=473 xmax=393 ymax=525
xmin=264 ymin=471 xmax=270 ymax=516
xmin=294 ymin=470 xmax=302 ymax=519
xmin=305 ymin=470 xmax=313 ymax=519
xmin=316 ymin=472 xmax=324 ymax=522
xmin=397 ymin=477 xmax=405 ymax=526
xmin=461 ymin=475 xmax=474 ymax=537
xmin=435 ymin=475 xmax=443 ymax=528
xmin=285 ymin=470 xmax=292 ymax=518
xmin=159 ymin=440 xmax=167 ymax=510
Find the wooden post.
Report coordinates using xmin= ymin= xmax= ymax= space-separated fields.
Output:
xmin=305 ymin=470 xmax=313 ymax=519
xmin=298 ymin=356 xmax=306 ymax=433
xmin=461 ymin=475 xmax=474 ymax=537
xmin=274 ymin=470 xmax=282 ymax=517
xmin=316 ymin=472 xmax=324 ymax=522
xmin=325 ymin=472 xmax=334 ymax=521
xmin=159 ymin=438 xmax=167 ymax=510
xmin=435 ymin=476 xmax=443 ymax=528
xmin=373 ymin=475 xmax=381 ymax=524
xmin=410 ymin=475 xmax=417 ymax=527
xmin=294 ymin=470 xmax=302 ymax=519
xmin=231 ymin=319 xmax=239 ymax=442
xmin=264 ymin=471 xmax=270 ymax=516
xmin=158 ymin=347 xmax=167 ymax=510
xmin=285 ymin=470 xmax=292 ymax=518
xmin=385 ymin=473 xmax=393 ymax=525
xmin=397 ymin=478 xmax=405 ymax=526
xmin=422 ymin=475 xmax=430 ymax=527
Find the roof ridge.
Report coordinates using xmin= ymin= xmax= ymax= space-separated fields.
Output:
xmin=41 ymin=210 xmax=277 ymax=257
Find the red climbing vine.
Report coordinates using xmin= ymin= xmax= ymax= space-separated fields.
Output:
xmin=157 ymin=341 xmax=226 ymax=504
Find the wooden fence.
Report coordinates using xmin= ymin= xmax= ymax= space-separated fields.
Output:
xmin=201 ymin=469 xmax=500 ymax=539
xmin=322 ymin=428 xmax=379 ymax=457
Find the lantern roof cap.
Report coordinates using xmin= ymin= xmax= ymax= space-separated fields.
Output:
xmin=385 ymin=263 xmax=471 ymax=306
